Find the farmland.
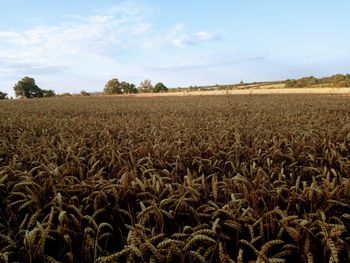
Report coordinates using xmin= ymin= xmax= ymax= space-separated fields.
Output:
xmin=0 ymin=94 xmax=350 ymax=262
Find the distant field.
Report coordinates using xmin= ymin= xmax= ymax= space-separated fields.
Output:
xmin=128 ymin=87 xmax=350 ymax=97
xmin=1 ymin=95 xmax=350 ymax=262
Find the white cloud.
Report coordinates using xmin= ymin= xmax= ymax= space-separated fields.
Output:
xmin=142 ymin=23 xmax=221 ymax=49
xmin=0 ymin=32 xmax=26 ymax=45
xmin=195 ymin=31 xmax=220 ymax=41
xmin=0 ymin=3 xmax=152 ymax=66
xmin=103 ymin=1 xmax=148 ymax=16
xmin=0 ymin=4 xmax=220 ymax=69
xmin=168 ymin=23 xmax=196 ymax=47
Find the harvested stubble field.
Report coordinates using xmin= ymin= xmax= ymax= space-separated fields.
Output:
xmin=129 ymin=87 xmax=350 ymax=97
xmin=0 ymin=94 xmax=350 ymax=263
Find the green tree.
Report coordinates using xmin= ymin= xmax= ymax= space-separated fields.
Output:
xmin=138 ymin=79 xmax=153 ymax=93
xmin=0 ymin=91 xmax=8 ymax=100
xmin=42 ymin=89 xmax=56 ymax=97
xmin=153 ymin=82 xmax=168 ymax=93
xmin=13 ymin=77 xmax=43 ymax=98
xmin=104 ymin=78 xmax=122 ymax=94
xmin=120 ymin=81 xmax=138 ymax=94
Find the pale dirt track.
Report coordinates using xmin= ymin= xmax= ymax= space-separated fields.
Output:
xmin=122 ymin=87 xmax=350 ymax=97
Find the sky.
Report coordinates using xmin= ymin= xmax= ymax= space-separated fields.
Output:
xmin=1 ymin=1 xmax=350 ymax=96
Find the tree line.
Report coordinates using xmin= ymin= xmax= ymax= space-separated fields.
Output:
xmin=1 ymin=73 xmax=349 ymax=99
xmin=103 ymin=78 xmax=168 ymax=94
xmin=285 ymin=74 xmax=350 ymax=88
xmin=0 ymin=76 xmax=168 ymax=99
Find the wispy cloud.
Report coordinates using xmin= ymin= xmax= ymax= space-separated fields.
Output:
xmin=0 ymin=2 xmax=153 ymax=69
xmin=148 ymin=53 xmax=264 ymax=71
xmin=195 ymin=31 xmax=221 ymax=41
xmin=142 ymin=23 xmax=222 ymax=48
xmin=0 ymin=59 xmax=72 ymax=95
xmin=0 ymin=57 xmax=69 ymax=77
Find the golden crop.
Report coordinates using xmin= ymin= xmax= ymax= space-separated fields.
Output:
xmin=0 ymin=94 xmax=349 ymax=262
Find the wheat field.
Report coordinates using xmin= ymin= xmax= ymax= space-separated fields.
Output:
xmin=0 ymin=94 xmax=350 ymax=263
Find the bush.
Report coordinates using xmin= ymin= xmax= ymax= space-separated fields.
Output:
xmin=0 ymin=91 xmax=8 ymax=100
xmin=80 ymin=90 xmax=90 ymax=96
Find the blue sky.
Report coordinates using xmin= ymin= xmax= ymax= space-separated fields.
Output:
xmin=1 ymin=1 xmax=350 ymax=96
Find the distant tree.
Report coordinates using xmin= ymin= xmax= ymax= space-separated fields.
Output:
xmin=80 ymin=90 xmax=90 ymax=96
xmin=153 ymin=82 xmax=168 ymax=93
xmin=188 ymin=85 xmax=201 ymax=91
xmin=335 ymin=80 xmax=350 ymax=87
xmin=120 ymin=81 xmax=138 ymax=94
xmin=307 ymin=76 xmax=319 ymax=86
xmin=42 ymin=89 xmax=56 ymax=98
xmin=104 ymin=78 xmax=122 ymax=94
xmin=138 ymin=79 xmax=153 ymax=93
xmin=285 ymin=76 xmax=318 ymax=88
xmin=284 ymin=74 xmax=350 ymax=88
xmin=0 ymin=91 xmax=8 ymax=100
xmin=285 ymin=79 xmax=298 ymax=88
xmin=13 ymin=77 xmax=43 ymax=98
xmin=330 ymin=74 xmax=349 ymax=87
